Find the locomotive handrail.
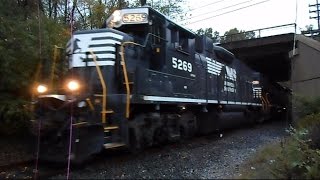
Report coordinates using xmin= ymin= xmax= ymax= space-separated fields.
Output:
xmin=265 ymin=93 xmax=271 ymax=106
xmin=143 ymin=33 xmax=167 ymax=47
xmin=89 ymin=50 xmax=108 ymax=124
xmin=120 ymin=41 xmax=144 ymax=119
xmin=260 ymin=95 xmax=269 ymax=112
xmin=50 ymin=45 xmax=63 ymax=89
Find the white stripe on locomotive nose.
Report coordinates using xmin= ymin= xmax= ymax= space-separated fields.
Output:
xmin=75 ymin=32 xmax=124 ymax=40
xmin=72 ymin=61 xmax=115 ymax=67
xmin=66 ymin=47 xmax=72 ymax=54
xmin=73 ymin=53 xmax=115 ymax=60
xmin=89 ymin=54 xmax=115 ymax=59
xmin=69 ymin=31 xmax=124 ymax=68
xmin=67 ymin=39 xmax=72 ymax=47
xmin=92 ymin=32 xmax=124 ymax=40
xmin=88 ymin=46 xmax=116 ymax=52
xmin=89 ymin=39 xmax=121 ymax=45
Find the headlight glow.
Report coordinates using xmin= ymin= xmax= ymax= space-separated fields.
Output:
xmin=108 ymin=10 xmax=123 ymax=28
xmin=112 ymin=10 xmax=122 ymax=23
xmin=67 ymin=80 xmax=80 ymax=91
xmin=36 ymin=84 xmax=48 ymax=94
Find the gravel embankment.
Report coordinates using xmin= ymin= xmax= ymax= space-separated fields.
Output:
xmin=0 ymin=120 xmax=288 ymax=179
xmin=0 ymin=135 xmax=34 ymax=166
xmin=50 ymin=119 xmax=289 ymax=179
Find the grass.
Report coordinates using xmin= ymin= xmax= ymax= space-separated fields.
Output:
xmin=236 ymin=96 xmax=320 ymax=179
xmin=237 ymin=120 xmax=320 ymax=179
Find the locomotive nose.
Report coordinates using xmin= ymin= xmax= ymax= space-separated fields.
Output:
xmin=31 ymin=95 xmax=105 ymax=164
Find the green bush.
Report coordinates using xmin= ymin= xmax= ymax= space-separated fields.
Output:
xmin=0 ymin=97 xmax=31 ymax=136
xmin=238 ymin=96 xmax=320 ymax=179
xmin=238 ymin=126 xmax=320 ymax=179
xmin=296 ymin=113 xmax=320 ymax=149
xmin=293 ymin=95 xmax=320 ymax=120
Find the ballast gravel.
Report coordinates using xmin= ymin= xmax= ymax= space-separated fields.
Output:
xmin=51 ymin=119 xmax=289 ymax=179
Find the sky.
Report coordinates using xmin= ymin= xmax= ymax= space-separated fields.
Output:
xmin=177 ymin=0 xmax=318 ymax=35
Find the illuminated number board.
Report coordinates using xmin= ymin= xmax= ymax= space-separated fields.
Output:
xmin=122 ymin=13 xmax=148 ymax=23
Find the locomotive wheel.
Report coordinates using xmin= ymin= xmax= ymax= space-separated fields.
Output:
xmin=128 ymin=114 xmax=146 ymax=153
xmin=153 ymin=127 xmax=168 ymax=146
xmin=39 ymin=124 xmax=104 ymax=164
xmin=244 ymin=109 xmax=256 ymax=125
xmin=179 ymin=112 xmax=197 ymax=139
xmin=254 ymin=111 xmax=265 ymax=124
xmin=128 ymin=127 xmax=143 ymax=154
xmin=197 ymin=110 xmax=220 ymax=134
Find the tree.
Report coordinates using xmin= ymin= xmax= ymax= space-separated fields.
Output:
xmin=130 ymin=0 xmax=187 ymax=21
xmin=301 ymin=24 xmax=320 ymax=41
xmin=67 ymin=0 xmax=129 ymax=30
xmin=196 ymin=28 xmax=220 ymax=43
xmin=220 ymin=28 xmax=255 ymax=43
xmin=0 ymin=0 xmax=70 ymax=134
xmin=305 ymin=24 xmax=314 ymax=31
xmin=0 ymin=0 xmax=69 ymax=94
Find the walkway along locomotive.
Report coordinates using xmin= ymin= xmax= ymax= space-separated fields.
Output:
xmin=31 ymin=6 xmax=278 ymax=163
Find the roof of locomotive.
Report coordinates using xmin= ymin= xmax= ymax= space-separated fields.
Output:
xmin=121 ymin=6 xmax=196 ymax=37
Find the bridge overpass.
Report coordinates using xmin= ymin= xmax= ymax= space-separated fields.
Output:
xmin=218 ymin=25 xmax=320 ymax=120
xmin=220 ymin=33 xmax=294 ymax=82
xmin=219 ymin=24 xmax=320 ymax=98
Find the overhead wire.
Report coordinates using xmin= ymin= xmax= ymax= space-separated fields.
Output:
xmin=189 ymin=0 xmax=228 ymax=12
xmin=181 ymin=0 xmax=254 ymax=22
xmin=185 ymin=0 xmax=272 ymax=25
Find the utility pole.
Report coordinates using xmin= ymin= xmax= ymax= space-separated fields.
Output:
xmin=309 ymin=0 xmax=320 ymax=30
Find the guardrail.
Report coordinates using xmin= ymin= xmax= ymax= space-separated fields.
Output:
xmin=218 ymin=23 xmax=297 ymax=43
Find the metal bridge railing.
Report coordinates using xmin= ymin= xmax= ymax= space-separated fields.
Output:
xmin=218 ymin=23 xmax=297 ymax=43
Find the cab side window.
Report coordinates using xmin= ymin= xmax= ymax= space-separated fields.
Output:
xmin=168 ymin=23 xmax=194 ymax=54
xmin=171 ymin=28 xmax=178 ymax=47
xmin=179 ymin=32 xmax=189 ymax=52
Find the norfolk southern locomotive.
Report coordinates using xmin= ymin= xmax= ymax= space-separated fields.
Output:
xmin=31 ymin=6 xmax=276 ymax=163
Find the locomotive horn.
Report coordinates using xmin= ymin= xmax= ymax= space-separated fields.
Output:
xmin=140 ymin=0 xmax=146 ymax=6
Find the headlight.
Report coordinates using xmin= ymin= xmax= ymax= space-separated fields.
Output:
xmin=112 ymin=10 xmax=122 ymax=23
xmin=36 ymin=84 xmax=48 ymax=94
xmin=67 ymin=80 xmax=80 ymax=91
xmin=109 ymin=10 xmax=122 ymax=28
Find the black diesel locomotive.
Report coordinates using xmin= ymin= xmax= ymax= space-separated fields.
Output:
xmin=31 ymin=6 xmax=278 ymax=163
